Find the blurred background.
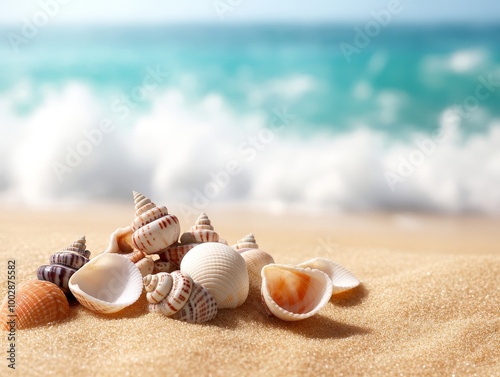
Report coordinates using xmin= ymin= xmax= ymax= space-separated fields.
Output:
xmin=1 ymin=0 xmax=499 ymax=215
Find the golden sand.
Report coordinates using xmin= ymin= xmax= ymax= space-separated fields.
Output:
xmin=0 ymin=205 xmax=499 ymax=376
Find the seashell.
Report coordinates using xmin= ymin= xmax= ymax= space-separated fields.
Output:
xmin=37 ymin=236 xmax=91 ymax=294
xmin=180 ymin=242 xmax=249 ymax=309
xmin=0 ymin=280 xmax=69 ymax=330
xmin=153 ymin=260 xmax=176 ymax=274
xmin=241 ymin=248 xmax=275 ymax=290
xmin=261 ymin=264 xmax=332 ymax=321
xmin=145 ymin=271 xmax=217 ymax=323
xmin=68 ymin=253 xmax=143 ymax=314
xmin=159 ymin=212 xmax=219 ymax=266
xmin=131 ymin=191 xmax=180 ymax=255
xmin=298 ymin=258 xmax=360 ymax=295
xmin=104 ymin=226 xmax=155 ymax=277
xmin=232 ymin=233 xmax=259 ymax=252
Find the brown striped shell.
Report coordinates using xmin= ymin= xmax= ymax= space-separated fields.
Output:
xmin=144 ymin=271 xmax=218 ymax=323
xmin=131 ymin=191 xmax=180 ymax=255
xmin=159 ymin=212 xmax=220 ymax=266
xmin=0 ymin=280 xmax=69 ymax=330
xmin=37 ymin=236 xmax=91 ymax=294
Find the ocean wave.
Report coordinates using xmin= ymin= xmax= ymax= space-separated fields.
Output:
xmin=1 ymin=82 xmax=499 ymax=215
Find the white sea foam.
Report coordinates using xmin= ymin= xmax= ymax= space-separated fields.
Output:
xmin=1 ymin=82 xmax=499 ymax=215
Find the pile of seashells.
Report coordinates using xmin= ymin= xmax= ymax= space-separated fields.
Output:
xmin=0 ymin=192 xmax=360 ymax=329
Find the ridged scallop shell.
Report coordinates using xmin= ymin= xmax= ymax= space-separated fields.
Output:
xmin=37 ymin=236 xmax=91 ymax=294
xmin=159 ymin=212 xmax=219 ymax=266
xmin=261 ymin=264 xmax=332 ymax=321
xmin=298 ymin=258 xmax=360 ymax=295
xmin=0 ymin=280 xmax=69 ymax=330
xmin=241 ymin=248 xmax=275 ymax=290
xmin=131 ymin=191 xmax=180 ymax=255
xmin=104 ymin=226 xmax=155 ymax=277
xmin=180 ymin=242 xmax=249 ymax=309
xmin=232 ymin=233 xmax=259 ymax=252
xmin=145 ymin=271 xmax=218 ymax=323
xmin=68 ymin=253 xmax=143 ymax=314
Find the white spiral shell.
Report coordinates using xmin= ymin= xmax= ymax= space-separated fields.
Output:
xmin=131 ymin=191 xmax=180 ymax=255
xmin=180 ymin=242 xmax=249 ymax=309
xmin=144 ymin=271 xmax=218 ymax=323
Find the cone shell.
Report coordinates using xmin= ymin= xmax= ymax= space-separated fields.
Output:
xmin=37 ymin=236 xmax=91 ymax=293
xmin=180 ymin=242 xmax=249 ymax=309
xmin=298 ymin=258 xmax=360 ymax=295
xmin=261 ymin=264 xmax=332 ymax=321
xmin=145 ymin=272 xmax=218 ymax=323
xmin=0 ymin=280 xmax=69 ymax=330
xmin=131 ymin=191 xmax=180 ymax=255
xmin=68 ymin=253 xmax=143 ymax=314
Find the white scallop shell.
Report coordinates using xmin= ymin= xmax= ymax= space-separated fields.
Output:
xmin=68 ymin=253 xmax=143 ymax=314
xmin=261 ymin=264 xmax=332 ymax=321
xmin=298 ymin=258 xmax=360 ymax=295
xmin=180 ymin=242 xmax=249 ymax=309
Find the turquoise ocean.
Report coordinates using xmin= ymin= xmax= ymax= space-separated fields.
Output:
xmin=1 ymin=24 xmax=499 ymax=214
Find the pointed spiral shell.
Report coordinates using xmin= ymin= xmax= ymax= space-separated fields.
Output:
xmin=232 ymin=233 xmax=258 ymax=252
xmin=131 ymin=192 xmax=180 ymax=255
xmin=145 ymin=271 xmax=218 ymax=323
xmin=0 ymin=280 xmax=69 ymax=330
xmin=37 ymin=236 xmax=91 ymax=293
xmin=159 ymin=212 xmax=219 ymax=266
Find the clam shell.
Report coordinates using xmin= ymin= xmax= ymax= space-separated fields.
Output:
xmin=298 ymin=258 xmax=360 ymax=294
xmin=0 ymin=280 xmax=69 ymax=330
xmin=180 ymin=242 xmax=249 ymax=309
xmin=68 ymin=253 xmax=143 ymax=314
xmin=261 ymin=264 xmax=332 ymax=321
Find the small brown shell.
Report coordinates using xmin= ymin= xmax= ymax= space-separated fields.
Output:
xmin=0 ymin=280 xmax=69 ymax=330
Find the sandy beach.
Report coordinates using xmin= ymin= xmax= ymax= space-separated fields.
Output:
xmin=0 ymin=205 xmax=499 ymax=376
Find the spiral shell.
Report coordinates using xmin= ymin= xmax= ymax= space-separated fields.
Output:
xmin=104 ymin=226 xmax=155 ymax=277
xmin=180 ymin=242 xmax=249 ymax=309
xmin=159 ymin=212 xmax=219 ymax=267
xmin=145 ymin=271 xmax=218 ymax=323
xmin=131 ymin=191 xmax=180 ymax=255
xmin=0 ymin=280 xmax=69 ymax=330
xmin=298 ymin=258 xmax=360 ymax=295
xmin=68 ymin=253 xmax=143 ymax=314
xmin=232 ymin=233 xmax=259 ymax=252
xmin=37 ymin=236 xmax=91 ymax=294
xmin=261 ymin=264 xmax=332 ymax=321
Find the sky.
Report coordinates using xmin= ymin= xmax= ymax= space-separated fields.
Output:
xmin=1 ymin=0 xmax=500 ymax=25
